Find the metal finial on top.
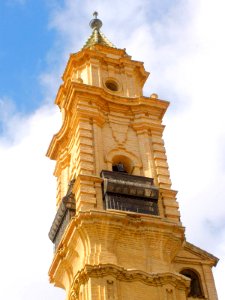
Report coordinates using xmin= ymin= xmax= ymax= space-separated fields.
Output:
xmin=93 ymin=11 xmax=98 ymax=18
xmin=89 ymin=11 xmax=102 ymax=31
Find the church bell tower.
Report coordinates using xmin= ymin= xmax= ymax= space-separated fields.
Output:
xmin=47 ymin=13 xmax=218 ymax=300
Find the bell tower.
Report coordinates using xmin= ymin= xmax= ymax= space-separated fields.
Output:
xmin=47 ymin=13 xmax=218 ymax=300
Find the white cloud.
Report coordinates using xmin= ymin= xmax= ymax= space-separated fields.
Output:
xmin=1 ymin=0 xmax=225 ymax=299
xmin=0 ymin=105 xmax=64 ymax=299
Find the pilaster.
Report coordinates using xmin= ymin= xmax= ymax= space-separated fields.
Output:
xmin=73 ymin=175 xmax=102 ymax=212
xmin=160 ymin=188 xmax=181 ymax=223
xmin=136 ymin=128 xmax=155 ymax=178
xmin=202 ymin=264 xmax=218 ymax=300
xmin=150 ymin=129 xmax=172 ymax=189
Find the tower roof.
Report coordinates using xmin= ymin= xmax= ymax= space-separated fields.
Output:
xmin=82 ymin=12 xmax=116 ymax=49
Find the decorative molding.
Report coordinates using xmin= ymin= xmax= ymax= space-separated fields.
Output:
xmin=69 ymin=264 xmax=190 ymax=299
xmin=108 ymin=115 xmax=130 ymax=145
xmin=166 ymin=288 xmax=174 ymax=300
xmin=107 ymin=279 xmax=116 ymax=300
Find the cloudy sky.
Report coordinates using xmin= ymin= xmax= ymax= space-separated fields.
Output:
xmin=0 ymin=0 xmax=224 ymax=299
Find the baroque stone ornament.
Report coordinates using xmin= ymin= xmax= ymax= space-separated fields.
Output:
xmin=69 ymin=264 xmax=190 ymax=292
xmin=70 ymin=288 xmax=79 ymax=300
xmin=108 ymin=115 xmax=130 ymax=145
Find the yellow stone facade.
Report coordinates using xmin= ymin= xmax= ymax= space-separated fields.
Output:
xmin=47 ymin=15 xmax=218 ymax=300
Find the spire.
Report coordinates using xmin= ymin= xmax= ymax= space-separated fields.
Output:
xmin=82 ymin=12 xmax=116 ymax=49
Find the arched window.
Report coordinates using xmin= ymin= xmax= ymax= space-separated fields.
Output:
xmin=180 ymin=269 xmax=204 ymax=298
xmin=111 ymin=155 xmax=131 ymax=174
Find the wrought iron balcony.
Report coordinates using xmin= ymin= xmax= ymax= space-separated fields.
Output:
xmin=48 ymin=180 xmax=75 ymax=250
xmin=101 ymin=170 xmax=159 ymax=216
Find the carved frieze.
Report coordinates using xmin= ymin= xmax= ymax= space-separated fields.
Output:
xmin=69 ymin=264 xmax=190 ymax=300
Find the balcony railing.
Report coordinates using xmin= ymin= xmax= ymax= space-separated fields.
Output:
xmin=48 ymin=179 xmax=75 ymax=250
xmin=101 ymin=170 xmax=159 ymax=216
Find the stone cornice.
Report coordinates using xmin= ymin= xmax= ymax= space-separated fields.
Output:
xmin=56 ymin=81 xmax=169 ymax=111
xmin=69 ymin=264 xmax=190 ymax=299
xmin=160 ymin=188 xmax=178 ymax=198
xmin=132 ymin=122 xmax=165 ymax=133
xmin=59 ymin=204 xmax=185 ymax=239
xmin=61 ymin=46 xmax=148 ymax=84
xmin=173 ymin=241 xmax=219 ymax=267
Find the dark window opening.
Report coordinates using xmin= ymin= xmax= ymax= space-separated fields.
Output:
xmin=180 ymin=269 xmax=204 ymax=298
xmin=105 ymin=80 xmax=118 ymax=91
xmin=112 ymin=163 xmax=127 ymax=173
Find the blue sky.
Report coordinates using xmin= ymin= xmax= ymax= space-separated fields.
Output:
xmin=0 ymin=1 xmax=225 ymax=299
xmin=0 ymin=0 xmax=188 ymax=114
xmin=0 ymin=1 xmax=55 ymax=112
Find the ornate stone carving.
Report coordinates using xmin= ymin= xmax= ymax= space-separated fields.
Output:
xmin=57 ymin=245 xmax=67 ymax=259
xmin=166 ymin=288 xmax=174 ymax=300
xmin=70 ymin=288 xmax=79 ymax=300
xmin=107 ymin=280 xmax=115 ymax=300
xmin=108 ymin=115 xmax=130 ymax=145
xmin=69 ymin=264 xmax=190 ymax=296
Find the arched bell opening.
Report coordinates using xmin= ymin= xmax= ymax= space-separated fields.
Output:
xmin=111 ymin=155 xmax=132 ymax=174
xmin=180 ymin=268 xmax=204 ymax=298
xmin=105 ymin=149 xmax=142 ymax=176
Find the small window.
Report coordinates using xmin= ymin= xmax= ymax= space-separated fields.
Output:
xmin=180 ymin=269 xmax=204 ymax=298
xmin=105 ymin=80 xmax=118 ymax=91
